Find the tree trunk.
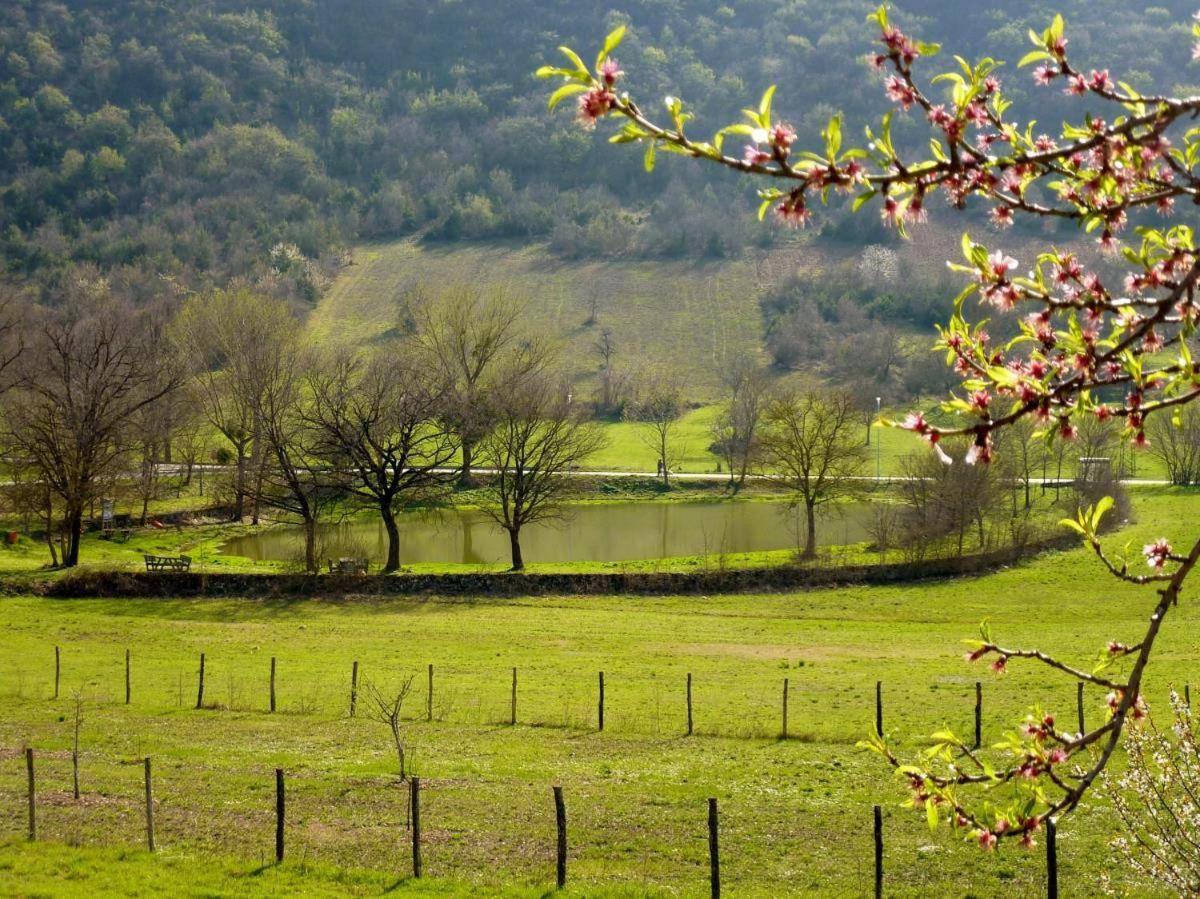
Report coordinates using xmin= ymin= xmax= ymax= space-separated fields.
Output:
xmin=382 ymin=503 xmax=401 ymax=574
xmin=303 ymin=517 xmax=317 ymax=574
xmin=233 ymin=447 xmax=247 ymax=521
xmin=43 ymin=490 xmax=58 ymax=568
xmin=803 ymin=502 xmax=817 ymax=558
xmin=64 ymin=505 xmax=84 ymax=568
xmin=459 ymin=440 xmax=475 ymax=488
xmin=508 ymin=527 xmax=524 ymax=571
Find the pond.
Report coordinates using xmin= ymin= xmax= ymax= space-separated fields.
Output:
xmin=220 ymin=500 xmax=875 ymax=567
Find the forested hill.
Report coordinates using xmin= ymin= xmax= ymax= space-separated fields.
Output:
xmin=1 ymin=0 xmax=1196 ymax=303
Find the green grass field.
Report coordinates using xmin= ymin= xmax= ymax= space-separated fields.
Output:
xmin=0 ymin=487 xmax=1196 ymax=895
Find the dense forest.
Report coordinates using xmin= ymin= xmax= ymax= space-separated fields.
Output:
xmin=0 ymin=0 xmax=1196 ymax=304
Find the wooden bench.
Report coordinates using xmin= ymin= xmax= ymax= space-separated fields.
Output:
xmin=144 ymin=554 xmax=191 ymax=573
xmin=327 ymin=558 xmax=369 ymax=576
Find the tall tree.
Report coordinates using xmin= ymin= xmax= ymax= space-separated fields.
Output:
xmin=253 ymin=338 xmax=341 ymax=575
xmin=759 ymin=389 xmax=865 ymax=558
xmin=478 ymin=369 xmax=604 ymax=570
xmin=173 ymin=289 xmax=295 ymax=521
xmin=412 ymin=285 xmax=534 ymax=487
xmin=5 ymin=300 xmax=180 ymax=566
xmin=307 ymin=350 xmax=458 ymax=573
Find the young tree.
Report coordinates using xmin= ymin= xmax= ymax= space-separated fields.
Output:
xmin=710 ymin=354 xmax=770 ymax=488
xmin=1148 ymin=406 xmax=1200 ymax=485
xmin=364 ymin=676 xmax=416 ymax=781
xmin=759 ymin=389 xmax=866 ymax=557
xmin=540 ymin=13 xmax=1200 ymax=837
xmin=624 ymin=368 xmax=686 ymax=487
xmin=307 ymin=350 xmax=458 ymax=573
xmin=4 ymin=301 xmax=180 ymax=566
xmin=478 ymin=369 xmax=605 ymax=570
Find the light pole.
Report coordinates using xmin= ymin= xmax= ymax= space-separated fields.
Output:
xmin=875 ymin=397 xmax=882 ymax=482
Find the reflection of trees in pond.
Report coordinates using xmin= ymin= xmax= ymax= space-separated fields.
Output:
xmin=220 ymin=502 xmax=876 ymax=565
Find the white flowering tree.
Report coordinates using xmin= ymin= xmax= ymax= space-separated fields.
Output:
xmin=540 ymin=8 xmax=1200 ymax=850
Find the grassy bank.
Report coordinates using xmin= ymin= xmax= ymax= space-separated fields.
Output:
xmin=0 ymin=489 xmax=1196 ymax=895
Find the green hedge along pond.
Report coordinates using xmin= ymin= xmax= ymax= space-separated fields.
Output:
xmin=221 ymin=501 xmax=874 ymax=566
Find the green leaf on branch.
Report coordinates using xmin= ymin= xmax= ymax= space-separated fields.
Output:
xmin=644 ymin=140 xmax=657 ymax=172
xmin=595 ymin=25 xmax=627 ymax=72
xmin=547 ymin=83 xmax=587 ymax=111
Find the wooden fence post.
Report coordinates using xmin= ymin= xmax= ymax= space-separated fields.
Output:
xmin=598 ymin=672 xmax=605 ymax=732
xmin=270 ymin=657 xmax=277 ymax=713
xmin=974 ymin=681 xmax=982 ymax=749
xmin=275 ymin=768 xmax=285 ymax=863
xmin=350 ymin=660 xmax=359 ymax=717
xmin=411 ymin=776 xmax=422 ymax=878
xmin=125 ymin=649 xmax=131 ymax=705
xmin=1047 ymin=817 xmax=1058 ymax=899
xmin=511 ymin=667 xmax=517 ymax=726
xmin=427 ymin=664 xmax=434 ymax=722
xmin=875 ymin=681 xmax=883 ymax=737
xmin=54 ymin=646 xmax=60 ymax=700
xmin=686 ymin=673 xmax=694 ymax=736
xmin=874 ymin=805 xmax=883 ymax=899
xmin=1186 ymin=683 xmax=1192 ymax=708
xmin=708 ymin=797 xmax=720 ymax=899
xmin=782 ymin=677 xmax=789 ymax=740
xmin=25 ymin=748 xmax=35 ymax=841
xmin=144 ymin=757 xmax=155 ymax=852
xmin=195 ymin=652 xmax=205 ymax=710
xmin=1076 ymin=682 xmax=1085 ymax=735
xmin=554 ymin=785 xmax=567 ymax=889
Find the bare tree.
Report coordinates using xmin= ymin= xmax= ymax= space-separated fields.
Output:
xmin=307 ymin=350 xmax=458 ymax=573
xmin=411 ymin=285 xmax=534 ymax=486
xmin=1149 ymin=407 xmax=1200 ymax=485
xmin=759 ymin=389 xmax=866 ymax=558
xmin=172 ymin=290 xmax=295 ymax=521
xmin=710 ymin=355 xmax=770 ymax=488
xmin=625 ymin=368 xmax=686 ymax=487
xmin=364 ymin=676 xmax=416 ymax=781
xmin=479 ymin=369 xmax=605 ymax=570
xmin=4 ymin=300 xmax=181 ymax=566
xmin=581 ymin=282 xmax=603 ymax=327
xmin=252 ymin=331 xmax=343 ymax=574
xmin=592 ymin=327 xmax=628 ymax=417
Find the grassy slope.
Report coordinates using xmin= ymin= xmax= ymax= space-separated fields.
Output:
xmin=0 ymin=488 xmax=1195 ymax=896
xmin=310 ymin=239 xmax=766 ymax=402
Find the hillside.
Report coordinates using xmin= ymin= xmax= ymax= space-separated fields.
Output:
xmin=2 ymin=1 xmax=1197 ymax=301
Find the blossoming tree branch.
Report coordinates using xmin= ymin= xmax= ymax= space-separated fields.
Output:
xmin=540 ymin=7 xmax=1200 ymax=850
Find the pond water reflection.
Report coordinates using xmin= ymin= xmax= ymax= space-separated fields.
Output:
xmin=221 ymin=500 xmax=874 ymax=566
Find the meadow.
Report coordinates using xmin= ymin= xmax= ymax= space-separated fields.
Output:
xmin=0 ymin=488 xmax=1196 ymax=896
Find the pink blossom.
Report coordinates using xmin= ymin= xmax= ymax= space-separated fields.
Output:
xmin=1033 ymin=65 xmax=1056 ymax=86
xmin=770 ymin=123 xmax=797 ymax=152
xmin=987 ymin=250 xmax=1018 ymax=280
xmin=599 ymin=57 xmax=623 ymax=87
xmin=884 ymin=76 xmax=917 ymax=110
xmin=1065 ymin=74 xmax=1087 ymax=96
xmin=1144 ymin=538 xmax=1172 ymax=570
xmin=1088 ymin=69 xmax=1113 ymax=92
xmin=577 ymin=88 xmax=616 ymax=128
xmin=990 ymin=206 xmax=1014 ymax=229
xmin=775 ymin=198 xmax=811 ymax=229
xmin=990 ymin=654 xmax=1007 ymax=673
xmin=743 ymin=144 xmax=772 ymax=166
xmin=978 ymin=830 xmax=998 ymax=851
